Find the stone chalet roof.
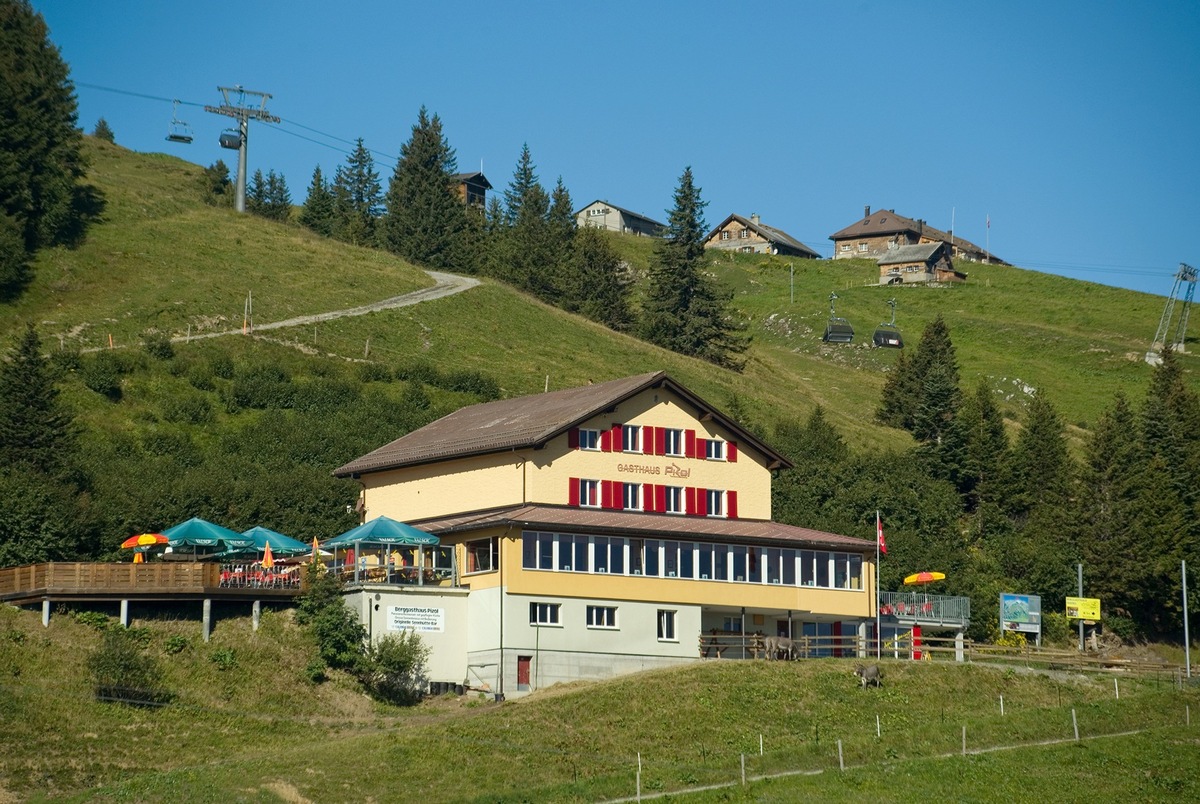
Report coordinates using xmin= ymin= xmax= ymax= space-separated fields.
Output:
xmin=451 ymin=172 xmax=493 ymax=189
xmin=409 ymin=503 xmax=872 ymax=552
xmin=705 ymin=214 xmax=822 ymax=259
xmin=829 ymin=208 xmax=1008 ymax=264
xmin=334 ymin=371 xmax=792 ymax=477
xmin=877 ymin=243 xmax=946 ymax=266
xmin=574 ymin=199 xmax=665 ymax=230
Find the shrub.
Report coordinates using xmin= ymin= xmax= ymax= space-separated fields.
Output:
xmin=295 ymin=565 xmax=365 ymax=673
xmin=72 ymin=610 xmax=113 ymax=631
xmin=86 ymin=629 xmax=173 ymax=706
xmin=210 ymin=647 xmax=237 ymax=672
xmin=1105 ymin=615 xmax=1139 ymax=643
xmin=210 ymin=353 xmax=235 ymax=380
xmin=443 ymin=369 xmax=500 ymax=400
xmin=141 ymin=332 xmax=175 ymax=361
xmin=395 ymin=360 xmax=441 ymax=385
xmin=229 ymin=364 xmax=294 ymax=409
xmin=356 ymin=362 xmax=392 ymax=383
xmin=162 ymin=393 xmax=214 ymax=425
xmin=1041 ymin=611 xmax=1072 ymax=646
xmin=187 ymin=362 xmax=215 ymax=391
xmin=163 ymin=635 xmax=189 ymax=655
xmin=81 ymin=353 xmax=122 ymax=401
xmin=359 ymin=631 xmax=430 ymax=706
xmin=293 ymin=377 xmax=360 ymax=413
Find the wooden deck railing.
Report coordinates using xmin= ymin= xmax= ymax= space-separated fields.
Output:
xmin=0 ymin=562 xmax=221 ymax=599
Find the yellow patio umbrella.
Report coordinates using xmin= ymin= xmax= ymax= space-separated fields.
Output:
xmin=903 ymin=571 xmax=946 ymax=586
xmin=262 ymin=541 xmax=275 ymax=570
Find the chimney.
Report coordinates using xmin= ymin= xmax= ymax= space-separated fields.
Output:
xmin=751 ymin=213 xmax=760 ymax=226
xmin=864 ymin=205 xmax=871 ymax=218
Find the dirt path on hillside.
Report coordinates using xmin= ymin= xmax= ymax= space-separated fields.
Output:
xmin=177 ymin=269 xmax=480 ymax=343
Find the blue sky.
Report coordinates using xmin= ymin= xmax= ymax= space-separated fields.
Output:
xmin=36 ymin=0 xmax=1200 ymax=296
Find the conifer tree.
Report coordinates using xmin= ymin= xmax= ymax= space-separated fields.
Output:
xmin=91 ymin=117 xmax=115 ymax=143
xmin=299 ymin=165 xmax=335 ymax=236
xmin=379 ymin=107 xmax=468 ymax=270
xmin=938 ymin=378 xmax=1008 ymax=511
xmin=877 ymin=315 xmax=958 ymax=432
xmin=565 ymin=226 xmax=633 ymax=331
xmin=502 ymin=143 xmax=538 ymax=226
xmin=641 ymin=167 xmax=747 ymax=370
xmin=331 ymin=139 xmax=381 ymax=246
xmin=0 ymin=324 xmax=73 ymax=473
xmin=247 ymin=169 xmax=266 ymax=216
xmin=263 ymin=170 xmax=291 ymax=221
xmin=0 ymin=0 xmax=88 ymax=291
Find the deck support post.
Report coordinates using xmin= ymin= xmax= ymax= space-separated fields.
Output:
xmin=252 ymin=600 xmax=261 ymax=631
xmin=120 ymin=599 xmax=129 ymax=628
xmin=857 ymin=621 xmax=869 ymax=658
xmin=955 ymin=630 xmax=965 ymax=662
xmin=41 ymin=598 xmax=50 ymax=628
xmin=202 ymin=598 xmax=212 ymax=642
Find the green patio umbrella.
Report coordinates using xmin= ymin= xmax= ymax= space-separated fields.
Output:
xmin=322 ymin=516 xmax=439 ymax=547
xmin=163 ymin=517 xmax=254 ymax=550
xmin=240 ymin=526 xmax=312 ymax=556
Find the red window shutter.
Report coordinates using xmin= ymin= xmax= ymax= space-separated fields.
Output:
xmin=727 ymin=490 xmax=738 ymax=519
xmin=613 ymin=481 xmax=625 ymax=509
xmin=569 ymin=477 xmax=580 ymax=507
xmin=655 ymin=484 xmax=667 ymax=512
xmin=685 ymin=430 xmax=697 ymax=459
xmin=600 ymin=428 xmax=612 ymax=452
xmin=697 ymin=438 xmax=708 ymax=459
xmin=601 ymin=480 xmax=614 ymax=509
xmin=643 ymin=483 xmax=656 ymax=512
xmin=727 ymin=441 xmax=738 ymax=462
xmin=611 ymin=423 xmax=623 ymax=450
xmin=642 ymin=426 xmax=654 ymax=455
xmin=686 ymin=486 xmax=698 ymax=516
xmin=568 ymin=428 xmax=580 ymax=450
xmin=697 ymin=488 xmax=708 ymax=517
xmin=655 ymin=427 xmax=666 ymax=456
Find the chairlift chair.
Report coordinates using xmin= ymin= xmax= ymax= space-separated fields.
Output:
xmin=822 ymin=292 xmax=855 ymax=343
xmin=872 ymin=298 xmax=904 ymax=348
xmin=165 ymin=100 xmax=193 ymax=144
xmin=219 ymin=129 xmax=242 ymax=149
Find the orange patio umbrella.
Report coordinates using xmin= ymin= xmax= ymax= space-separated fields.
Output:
xmin=121 ymin=533 xmax=168 ymax=549
xmin=262 ymin=541 xmax=275 ymax=570
xmin=903 ymin=571 xmax=946 ymax=586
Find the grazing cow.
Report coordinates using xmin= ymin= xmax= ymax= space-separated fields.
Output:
xmin=854 ymin=663 xmax=883 ymax=688
xmin=763 ymin=636 xmax=796 ymax=661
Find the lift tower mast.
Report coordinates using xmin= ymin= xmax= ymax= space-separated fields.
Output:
xmin=204 ymin=86 xmax=279 ymax=213
xmin=1146 ymin=263 xmax=1198 ymax=366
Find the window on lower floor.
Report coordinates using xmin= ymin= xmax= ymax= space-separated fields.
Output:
xmin=840 ymin=244 xmax=850 ymax=252
xmin=706 ymin=489 xmax=724 ymax=518
xmin=623 ymin=482 xmax=642 ymax=511
xmin=579 ymin=478 xmax=599 ymax=508
xmin=622 ymin=424 xmax=642 ymax=453
xmin=586 ymin=605 xmax=617 ymax=628
xmin=465 ymin=537 xmax=498 ymax=573
xmin=530 ymin=602 xmax=560 ymax=626
xmin=858 ymin=242 xmax=869 ymax=251
xmin=663 ymin=428 xmax=684 ymax=456
xmin=658 ymin=609 xmax=677 ymax=641
xmin=722 ymin=616 xmax=742 ymax=633
xmin=665 ymin=485 xmax=684 ymax=514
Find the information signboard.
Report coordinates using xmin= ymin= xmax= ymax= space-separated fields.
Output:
xmin=1000 ymin=593 xmax=1042 ymax=635
xmin=388 ymin=605 xmax=445 ymax=633
xmin=1065 ymin=597 xmax=1101 ymax=620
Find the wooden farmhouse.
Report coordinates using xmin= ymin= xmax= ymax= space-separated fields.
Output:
xmin=575 ymin=200 xmax=664 ymax=237
xmin=703 ymin=213 xmax=821 ymax=259
xmin=878 ymin=242 xmax=967 ymax=284
xmin=830 ymin=206 xmax=1006 ymax=265
xmin=332 ymin=372 xmax=881 ymax=695
xmin=451 ymin=172 xmax=492 ymax=208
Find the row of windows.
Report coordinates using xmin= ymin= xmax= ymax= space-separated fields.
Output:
xmin=718 ymin=229 xmax=753 ymax=241
xmin=521 ymin=531 xmax=864 ymax=589
xmin=571 ymin=425 xmax=735 ymax=462
xmin=838 ymin=243 xmax=873 ymax=252
xmin=572 ymin=479 xmax=734 ymax=517
xmin=530 ymin=602 xmax=675 ymax=640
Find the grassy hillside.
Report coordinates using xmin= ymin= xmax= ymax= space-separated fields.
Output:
xmin=0 ymin=605 xmax=1195 ymax=802
xmin=3 ymin=139 xmax=1192 ymax=455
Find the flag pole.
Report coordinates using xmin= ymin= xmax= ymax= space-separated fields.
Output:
xmin=876 ymin=509 xmax=881 ymax=660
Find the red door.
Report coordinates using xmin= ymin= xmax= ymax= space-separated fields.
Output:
xmin=517 ymin=656 xmax=532 ymax=690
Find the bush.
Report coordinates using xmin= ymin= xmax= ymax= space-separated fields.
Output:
xmin=141 ymin=332 xmax=174 ymax=361
xmin=295 ymin=565 xmax=365 ymax=673
xmin=86 ymin=629 xmax=173 ymax=706
xmin=293 ymin=377 xmax=360 ymax=413
xmin=359 ymin=631 xmax=430 ymax=706
xmin=210 ymin=647 xmax=237 ymax=672
xmin=162 ymin=392 xmax=214 ymax=425
xmin=163 ymin=635 xmax=189 ymax=655
xmin=81 ymin=353 xmax=122 ymax=401
xmin=356 ymin=362 xmax=392 ymax=383
xmin=72 ymin=610 xmax=113 ymax=631
xmin=1105 ymin=615 xmax=1140 ymax=643
xmin=1041 ymin=611 xmax=1072 ymax=646
xmin=395 ymin=360 xmax=441 ymax=385
xmin=228 ymin=364 xmax=294 ymax=410
xmin=443 ymin=369 xmax=500 ymax=400
xmin=210 ymin=353 xmax=235 ymax=380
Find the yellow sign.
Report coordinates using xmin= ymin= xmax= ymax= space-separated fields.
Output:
xmin=1065 ymin=597 xmax=1100 ymax=620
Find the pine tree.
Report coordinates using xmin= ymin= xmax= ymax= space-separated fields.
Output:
xmin=565 ymin=226 xmax=633 ymax=331
xmin=379 ymin=107 xmax=468 ymax=270
xmin=201 ymin=160 xmax=232 ymax=207
xmin=0 ymin=0 xmax=88 ymax=289
xmin=263 ymin=170 xmax=291 ymax=222
xmin=938 ymin=377 xmax=1008 ymax=511
xmin=0 ymin=324 xmax=73 ymax=473
xmin=247 ymin=169 xmax=266 ymax=216
xmin=491 ymin=145 xmax=561 ymax=301
xmin=91 ymin=117 xmax=115 ymax=143
xmin=502 ymin=143 xmax=538 ymax=226
xmin=876 ymin=315 xmax=958 ymax=432
xmin=641 ymin=167 xmax=747 ymax=370
xmin=330 ymin=139 xmax=381 ymax=246
xmin=299 ymin=165 xmax=335 ymax=236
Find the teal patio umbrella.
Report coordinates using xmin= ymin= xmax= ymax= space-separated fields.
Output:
xmin=163 ymin=517 xmax=254 ymax=551
xmin=240 ymin=526 xmax=312 ymax=557
xmin=323 ymin=516 xmax=439 ymax=547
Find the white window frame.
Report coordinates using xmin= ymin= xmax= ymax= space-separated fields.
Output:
xmin=465 ymin=537 xmax=497 ymax=574
xmin=739 ymin=228 xmax=750 ymax=239
xmin=657 ymin=609 xmax=677 ymax=642
xmin=586 ymin=605 xmax=618 ymax=629
xmin=622 ymin=482 xmax=642 ymax=511
xmin=622 ymin=424 xmax=642 ymax=453
xmin=579 ymin=479 xmax=600 ymax=508
xmin=664 ymin=486 xmax=684 ymax=515
xmin=663 ymin=428 xmax=684 ymax=456
xmin=578 ymin=428 xmax=600 ymax=451
xmin=705 ymin=439 xmax=726 ymax=461
xmin=858 ymin=242 xmax=869 ymax=252
xmin=530 ymin=602 xmax=560 ymax=626
xmin=706 ymin=489 xmax=725 ymax=518
xmin=720 ymin=230 xmax=731 ymax=241
xmin=839 ymin=243 xmax=850 ymax=252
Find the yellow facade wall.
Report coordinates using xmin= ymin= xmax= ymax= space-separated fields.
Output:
xmin=361 ymin=452 xmax=524 ymax=522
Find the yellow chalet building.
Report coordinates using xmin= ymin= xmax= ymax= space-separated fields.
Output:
xmin=333 ymin=371 xmax=875 ymax=697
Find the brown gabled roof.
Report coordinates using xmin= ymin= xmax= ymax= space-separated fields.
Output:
xmin=704 ymin=213 xmax=822 ymax=259
xmin=829 ymin=208 xmax=1007 ymax=264
xmin=877 ymin=242 xmax=947 ymax=266
xmin=334 ymin=371 xmax=792 ymax=477
xmin=409 ymin=503 xmax=871 ymax=551
xmin=451 ymin=172 xmax=493 ymax=189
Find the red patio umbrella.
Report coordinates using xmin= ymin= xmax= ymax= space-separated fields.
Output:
xmin=121 ymin=533 xmax=168 ymax=549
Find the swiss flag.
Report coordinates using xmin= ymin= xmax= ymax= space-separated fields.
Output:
xmin=876 ymin=512 xmax=888 ymax=554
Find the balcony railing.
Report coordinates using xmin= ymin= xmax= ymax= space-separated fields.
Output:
xmin=879 ymin=590 xmax=971 ymax=626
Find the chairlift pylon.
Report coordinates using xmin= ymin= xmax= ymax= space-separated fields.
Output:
xmin=165 ymin=100 xmax=193 ymax=144
xmin=872 ymin=297 xmax=904 ymax=348
xmin=822 ymin=292 xmax=855 ymax=343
